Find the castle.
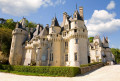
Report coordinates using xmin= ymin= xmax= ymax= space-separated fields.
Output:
xmin=9 ymin=6 xmax=115 ymax=67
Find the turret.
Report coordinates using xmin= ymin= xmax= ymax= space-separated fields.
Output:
xmin=67 ymin=6 xmax=88 ymax=67
xmin=9 ymin=21 xmax=28 ymax=65
xmin=49 ymin=17 xmax=61 ymax=34
xmin=102 ymin=37 xmax=109 ymax=47
xmin=71 ymin=7 xmax=86 ymax=29
xmin=20 ymin=17 xmax=26 ymax=28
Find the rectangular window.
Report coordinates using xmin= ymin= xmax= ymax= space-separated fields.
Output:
xmin=65 ymin=54 xmax=68 ymax=61
xmin=51 ymin=42 xmax=52 ymax=47
xmin=96 ymin=50 xmax=98 ymax=55
xmin=75 ymin=39 xmax=78 ymax=44
xmin=74 ymin=29 xmax=77 ymax=32
xmin=50 ymin=53 xmax=53 ymax=61
xmin=65 ymin=42 xmax=68 ymax=48
xmin=74 ymin=53 xmax=77 ymax=61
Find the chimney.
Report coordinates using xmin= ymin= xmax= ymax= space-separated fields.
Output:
xmin=79 ymin=7 xmax=84 ymax=20
xmin=16 ymin=22 xmax=19 ymax=28
xmin=62 ymin=12 xmax=67 ymax=26
xmin=22 ymin=17 xmax=26 ymax=28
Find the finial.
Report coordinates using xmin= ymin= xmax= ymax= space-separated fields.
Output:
xmin=55 ymin=13 xmax=56 ymax=18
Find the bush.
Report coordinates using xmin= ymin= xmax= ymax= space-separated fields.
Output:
xmin=0 ymin=64 xmax=80 ymax=77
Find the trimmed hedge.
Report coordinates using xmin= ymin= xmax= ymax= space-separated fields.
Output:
xmin=0 ymin=64 xmax=80 ymax=77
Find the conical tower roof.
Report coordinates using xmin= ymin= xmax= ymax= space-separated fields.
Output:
xmin=51 ymin=16 xmax=60 ymax=27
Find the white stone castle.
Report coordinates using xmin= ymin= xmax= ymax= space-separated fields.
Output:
xmin=9 ymin=6 xmax=115 ymax=67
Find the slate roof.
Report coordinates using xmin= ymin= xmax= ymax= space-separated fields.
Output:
xmin=51 ymin=17 xmax=60 ymax=27
xmin=73 ymin=10 xmax=83 ymax=20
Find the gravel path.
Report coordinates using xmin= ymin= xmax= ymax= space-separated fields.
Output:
xmin=0 ymin=65 xmax=120 ymax=81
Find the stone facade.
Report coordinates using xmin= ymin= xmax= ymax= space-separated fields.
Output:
xmin=9 ymin=6 xmax=114 ymax=67
xmin=89 ymin=36 xmax=115 ymax=64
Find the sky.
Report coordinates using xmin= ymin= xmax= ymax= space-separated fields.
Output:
xmin=0 ymin=0 xmax=120 ymax=49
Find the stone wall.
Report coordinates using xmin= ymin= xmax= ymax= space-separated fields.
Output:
xmin=80 ymin=63 xmax=103 ymax=74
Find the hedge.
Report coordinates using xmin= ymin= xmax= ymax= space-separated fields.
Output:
xmin=0 ymin=64 xmax=80 ymax=77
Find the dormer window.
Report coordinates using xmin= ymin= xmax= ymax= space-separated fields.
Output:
xmin=75 ymin=15 xmax=76 ymax=18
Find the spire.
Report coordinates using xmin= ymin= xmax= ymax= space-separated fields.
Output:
xmin=76 ymin=4 xmax=77 ymax=10
xmin=51 ymin=16 xmax=60 ymax=27
xmin=55 ymin=13 xmax=56 ymax=18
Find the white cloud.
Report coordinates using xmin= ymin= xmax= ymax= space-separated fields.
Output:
xmin=0 ymin=0 xmax=66 ymax=16
xmin=106 ymin=1 xmax=115 ymax=10
xmin=86 ymin=10 xmax=120 ymax=37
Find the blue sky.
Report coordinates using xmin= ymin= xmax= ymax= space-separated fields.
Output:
xmin=0 ymin=0 xmax=120 ymax=48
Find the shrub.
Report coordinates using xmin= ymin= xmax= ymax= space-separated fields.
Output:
xmin=0 ymin=64 xmax=80 ymax=77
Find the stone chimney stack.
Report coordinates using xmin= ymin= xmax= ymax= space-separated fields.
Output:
xmin=21 ymin=17 xmax=26 ymax=28
xmin=79 ymin=7 xmax=84 ymax=20
xmin=62 ymin=12 xmax=67 ymax=26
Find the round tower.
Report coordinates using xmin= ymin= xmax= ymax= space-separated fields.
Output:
xmin=9 ymin=22 xmax=28 ymax=65
xmin=68 ymin=7 xmax=88 ymax=67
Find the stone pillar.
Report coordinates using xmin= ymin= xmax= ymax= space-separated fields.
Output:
xmin=36 ymin=47 xmax=41 ymax=66
xmin=47 ymin=48 xmax=50 ymax=66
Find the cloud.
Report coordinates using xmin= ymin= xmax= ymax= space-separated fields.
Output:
xmin=106 ymin=1 xmax=115 ymax=10
xmin=0 ymin=0 xmax=66 ymax=16
xmin=86 ymin=10 xmax=120 ymax=36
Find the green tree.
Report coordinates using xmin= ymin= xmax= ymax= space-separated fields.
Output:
xmin=111 ymin=48 xmax=120 ymax=63
xmin=88 ymin=37 xmax=94 ymax=43
xmin=1 ymin=19 xmax=16 ymax=30
xmin=0 ymin=28 xmax=12 ymax=56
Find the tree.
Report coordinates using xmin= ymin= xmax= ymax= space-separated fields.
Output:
xmin=0 ymin=28 xmax=12 ymax=56
xmin=0 ymin=19 xmax=16 ymax=30
xmin=111 ymin=48 xmax=120 ymax=64
xmin=88 ymin=37 xmax=94 ymax=43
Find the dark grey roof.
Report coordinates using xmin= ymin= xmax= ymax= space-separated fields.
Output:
xmin=90 ymin=43 xmax=94 ymax=48
xmin=51 ymin=17 xmax=60 ymax=27
xmin=39 ymin=27 xmax=49 ymax=36
xmin=73 ymin=10 xmax=83 ymax=20
xmin=103 ymin=37 xmax=108 ymax=43
xmin=15 ymin=22 xmax=26 ymax=30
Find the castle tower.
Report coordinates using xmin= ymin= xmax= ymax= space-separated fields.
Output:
xmin=48 ymin=17 xmax=62 ymax=66
xmin=9 ymin=22 xmax=28 ymax=65
xmin=68 ymin=7 xmax=88 ymax=67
